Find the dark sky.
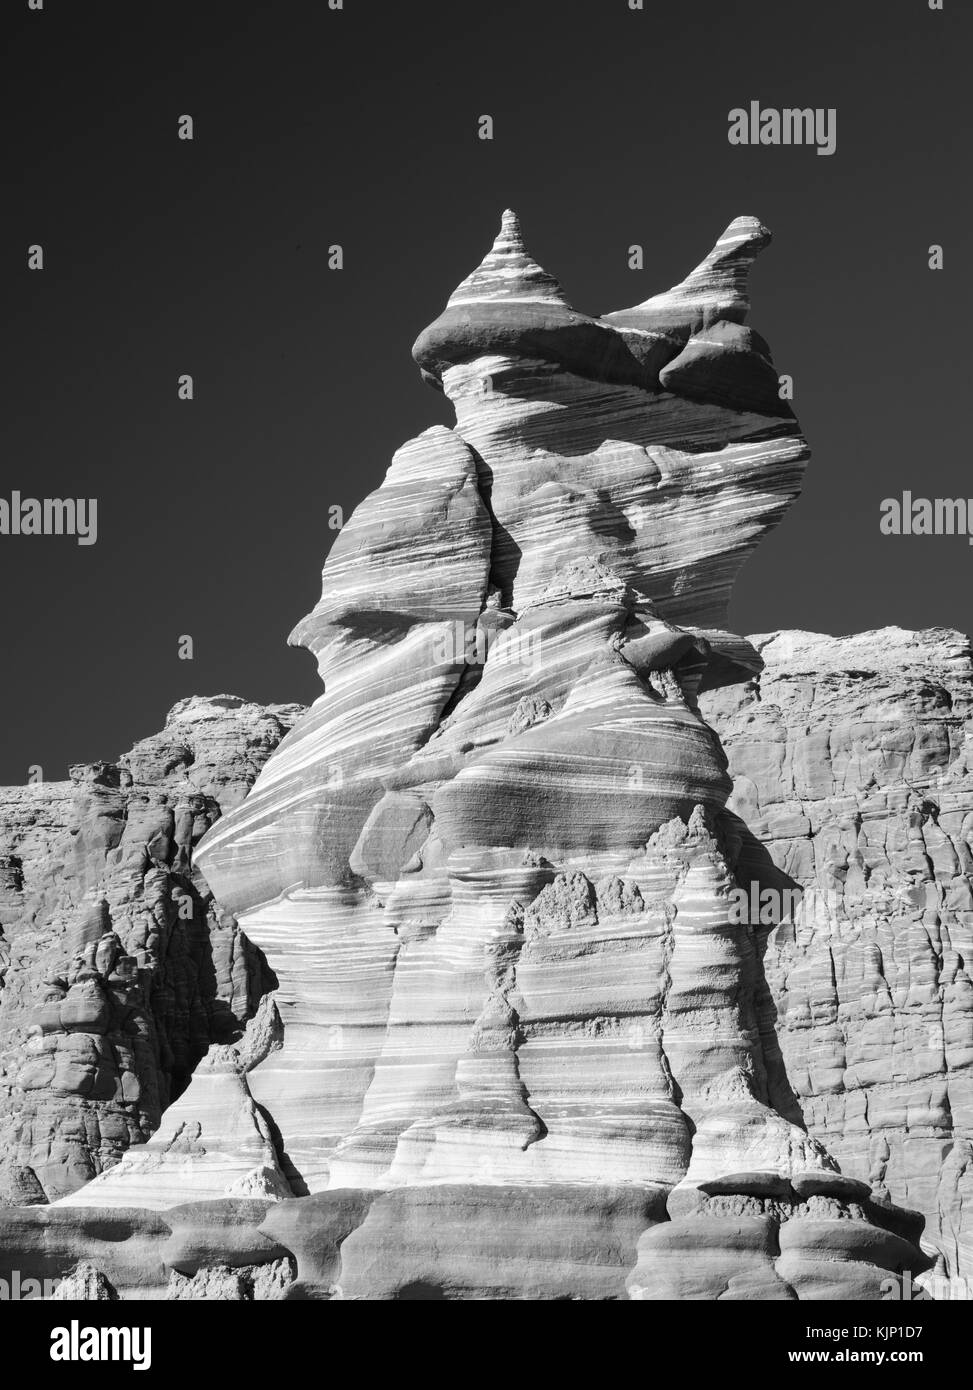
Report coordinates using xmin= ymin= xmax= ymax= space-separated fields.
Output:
xmin=3 ymin=0 xmax=968 ymax=783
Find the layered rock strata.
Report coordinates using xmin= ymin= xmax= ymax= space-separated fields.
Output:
xmin=2 ymin=213 xmax=947 ymax=1300
xmin=701 ymin=627 xmax=973 ymax=1291
xmin=29 ymin=211 xmax=927 ymax=1300
xmin=186 ymin=213 xmax=816 ymax=1211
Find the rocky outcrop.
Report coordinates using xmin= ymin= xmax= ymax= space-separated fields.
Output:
xmin=0 ymin=695 xmax=303 ymax=1205
xmin=185 ymin=212 xmax=820 ymax=1221
xmin=412 ymin=210 xmax=805 ymax=630
xmin=1 ymin=213 xmax=956 ymax=1301
xmin=23 ymin=209 xmax=926 ymax=1301
xmin=701 ymin=626 xmax=973 ymax=1290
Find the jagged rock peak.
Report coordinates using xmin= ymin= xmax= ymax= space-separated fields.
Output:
xmin=603 ymin=214 xmax=772 ymax=333
xmin=164 ymin=693 xmax=305 ymax=727
xmin=51 ymin=1261 xmax=120 ymax=1301
xmin=446 ymin=208 xmax=570 ymax=308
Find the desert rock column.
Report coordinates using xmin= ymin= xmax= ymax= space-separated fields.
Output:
xmin=63 ymin=213 xmax=928 ymax=1299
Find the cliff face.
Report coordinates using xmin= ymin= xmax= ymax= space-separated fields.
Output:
xmin=0 ymin=695 xmax=303 ymax=1205
xmin=0 ymin=214 xmax=962 ymax=1300
xmin=701 ymin=627 xmax=973 ymax=1288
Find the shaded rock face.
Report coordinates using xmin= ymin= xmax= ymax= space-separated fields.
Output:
xmin=701 ymin=627 xmax=973 ymax=1289
xmin=0 ymin=696 xmax=303 ymax=1205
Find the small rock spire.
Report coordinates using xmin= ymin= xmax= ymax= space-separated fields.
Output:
xmin=603 ymin=215 xmax=772 ymax=332
xmin=672 ymin=215 xmax=771 ymax=315
xmin=446 ymin=209 xmax=570 ymax=308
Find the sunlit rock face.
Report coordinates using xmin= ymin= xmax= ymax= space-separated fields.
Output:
xmin=46 ymin=214 xmax=933 ymax=1299
xmin=702 ymin=627 xmax=973 ymax=1294
xmin=415 ymin=210 xmax=805 ymax=630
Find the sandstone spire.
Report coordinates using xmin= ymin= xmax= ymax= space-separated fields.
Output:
xmin=446 ymin=208 xmax=570 ymax=307
xmin=603 ymin=214 xmax=772 ymax=334
xmin=4 ymin=212 xmax=942 ymax=1304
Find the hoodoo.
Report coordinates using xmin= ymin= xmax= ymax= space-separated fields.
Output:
xmin=4 ymin=214 xmax=965 ymax=1300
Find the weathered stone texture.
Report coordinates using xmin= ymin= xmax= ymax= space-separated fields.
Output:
xmin=0 ymin=695 xmax=302 ymax=1204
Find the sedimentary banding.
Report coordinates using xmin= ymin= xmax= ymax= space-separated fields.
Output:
xmin=32 ymin=214 xmax=938 ymax=1300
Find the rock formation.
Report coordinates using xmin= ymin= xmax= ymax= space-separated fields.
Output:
xmin=0 ymin=695 xmax=302 ymax=1206
xmin=183 ymin=211 xmax=817 ymax=1222
xmin=0 ymin=213 xmax=964 ymax=1299
xmin=701 ymin=627 xmax=973 ymax=1292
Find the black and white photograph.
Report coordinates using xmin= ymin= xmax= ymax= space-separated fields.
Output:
xmin=1 ymin=0 xmax=969 ymax=1359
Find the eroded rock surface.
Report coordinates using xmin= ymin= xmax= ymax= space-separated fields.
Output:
xmin=1 ymin=214 xmax=956 ymax=1300
xmin=702 ymin=627 xmax=973 ymax=1289
xmin=186 ymin=214 xmax=820 ymax=1226
xmin=0 ymin=695 xmax=303 ymax=1204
